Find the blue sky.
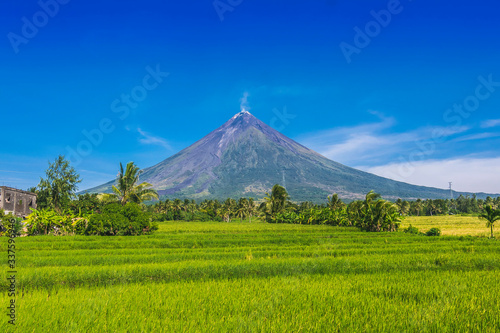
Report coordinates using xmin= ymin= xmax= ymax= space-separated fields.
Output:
xmin=1 ymin=0 xmax=499 ymax=193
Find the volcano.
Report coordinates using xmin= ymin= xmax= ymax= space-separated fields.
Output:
xmin=87 ymin=111 xmax=487 ymax=202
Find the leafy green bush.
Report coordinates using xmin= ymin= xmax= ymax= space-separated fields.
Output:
xmin=8 ymin=217 xmax=24 ymax=237
xmin=85 ymin=203 xmax=157 ymax=236
xmin=184 ymin=211 xmax=214 ymax=222
xmin=121 ymin=203 xmax=155 ymax=234
xmin=426 ymin=228 xmax=442 ymax=236
xmin=24 ymin=209 xmax=66 ymax=236
xmin=152 ymin=212 xmax=172 ymax=222
xmin=69 ymin=193 xmax=103 ymax=215
xmin=0 ymin=210 xmax=23 ymax=237
xmin=403 ymin=224 xmax=420 ymax=234
xmin=0 ymin=209 xmax=7 ymax=235
xmin=86 ymin=213 xmax=129 ymax=236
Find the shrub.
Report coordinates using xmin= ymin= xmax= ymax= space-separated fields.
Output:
xmin=86 ymin=213 xmax=127 ymax=236
xmin=69 ymin=193 xmax=103 ymax=215
xmin=426 ymin=228 xmax=442 ymax=236
xmin=403 ymin=224 xmax=420 ymax=234
xmin=73 ymin=217 xmax=88 ymax=235
xmin=8 ymin=217 xmax=24 ymax=237
xmin=24 ymin=209 xmax=67 ymax=236
xmin=152 ymin=212 xmax=171 ymax=222
xmin=0 ymin=209 xmax=7 ymax=235
xmin=122 ymin=203 xmax=153 ymax=234
xmin=186 ymin=211 xmax=213 ymax=222
xmin=0 ymin=211 xmax=23 ymax=237
xmin=85 ymin=203 xmax=157 ymax=236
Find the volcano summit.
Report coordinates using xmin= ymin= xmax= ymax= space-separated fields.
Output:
xmin=87 ymin=111 xmax=484 ymax=202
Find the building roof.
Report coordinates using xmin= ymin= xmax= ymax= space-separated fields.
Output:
xmin=0 ymin=186 xmax=37 ymax=197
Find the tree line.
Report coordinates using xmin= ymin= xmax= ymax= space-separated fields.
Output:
xmin=152 ymin=185 xmax=401 ymax=232
xmin=1 ymin=155 xmax=499 ymax=237
xmin=394 ymin=195 xmax=500 ymax=216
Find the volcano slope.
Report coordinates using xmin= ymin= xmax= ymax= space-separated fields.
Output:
xmin=86 ymin=111 xmax=494 ymax=202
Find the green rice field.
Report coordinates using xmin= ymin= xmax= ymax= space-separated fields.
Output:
xmin=2 ymin=219 xmax=499 ymax=332
xmin=403 ymin=215 xmax=498 ymax=237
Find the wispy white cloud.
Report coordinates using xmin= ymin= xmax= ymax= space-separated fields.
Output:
xmin=452 ymin=132 xmax=500 ymax=142
xmin=358 ymin=157 xmax=500 ymax=194
xmin=481 ymin=119 xmax=500 ymax=128
xmin=0 ymin=177 xmax=37 ymax=188
xmin=0 ymin=170 xmax=39 ymax=174
xmin=137 ymin=128 xmax=171 ymax=150
xmin=297 ymin=112 xmax=395 ymax=162
xmin=297 ymin=111 xmax=469 ymax=165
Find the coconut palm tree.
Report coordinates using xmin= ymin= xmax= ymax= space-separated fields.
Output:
xmin=171 ymin=199 xmax=183 ymax=219
xmin=347 ymin=191 xmax=400 ymax=232
xmin=327 ymin=194 xmax=345 ymax=211
xmin=217 ymin=206 xmax=231 ymax=222
xmin=259 ymin=184 xmax=290 ymax=223
xmin=217 ymin=199 xmax=235 ymax=223
xmin=163 ymin=199 xmax=172 ymax=213
xmin=401 ymin=201 xmax=411 ymax=216
xmin=222 ymin=198 xmax=236 ymax=222
xmin=347 ymin=200 xmax=363 ymax=226
xmin=101 ymin=162 xmax=158 ymax=205
xmin=153 ymin=201 xmax=163 ymax=213
xmin=236 ymin=198 xmax=248 ymax=222
xmin=412 ymin=199 xmax=423 ymax=216
xmin=246 ymin=198 xmax=256 ymax=223
xmin=370 ymin=199 xmax=400 ymax=232
xmin=479 ymin=205 xmax=500 ymax=238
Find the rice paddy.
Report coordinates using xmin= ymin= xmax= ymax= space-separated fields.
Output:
xmin=2 ymin=218 xmax=499 ymax=332
xmin=403 ymin=215 xmax=497 ymax=237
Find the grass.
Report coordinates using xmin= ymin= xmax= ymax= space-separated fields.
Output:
xmin=402 ymin=215 xmax=497 ymax=236
xmin=1 ymin=218 xmax=499 ymax=332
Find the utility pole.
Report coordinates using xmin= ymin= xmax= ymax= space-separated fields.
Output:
xmin=449 ymin=182 xmax=456 ymax=212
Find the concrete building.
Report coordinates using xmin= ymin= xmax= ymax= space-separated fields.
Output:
xmin=0 ymin=186 xmax=37 ymax=217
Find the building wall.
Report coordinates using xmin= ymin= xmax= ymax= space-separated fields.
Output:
xmin=0 ymin=187 xmax=37 ymax=217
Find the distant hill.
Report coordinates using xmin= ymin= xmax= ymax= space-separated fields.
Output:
xmin=86 ymin=111 xmax=497 ymax=202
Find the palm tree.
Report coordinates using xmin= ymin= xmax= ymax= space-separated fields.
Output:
xmin=401 ymin=201 xmax=410 ymax=216
xmin=479 ymin=205 xmax=500 ymax=238
xmin=413 ymin=199 xmax=423 ymax=216
xmin=246 ymin=198 xmax=256 ymax=223
xmin=485 ymin=196 xmax=494 ymax=209
xmin=200 ymin=199 xmax=217 ymax=219
xmin=223 ymin=198 xmax=236 ymax=222
xmin=153 ymin=201 xmax=163 ymax=213
xmin=236 ymin=198 xmax=248 ymax=222
xmin=303 ymin=201 xmax=313 ymax=209
xmin=259 ymin=184 xmax=290 ymax=223
xmin=427 ymin=201 xmax=442 ymax=216
xmin=327 ymin=194 xmax=345 ymax=211
xmin=108 ymin=162 xmax=158 ymax=205
xmin=347 ymin=191 xmax=400 ymax=232
xmin=163 ymin=199 xmax=172 ymax=213
xmin=370 ymin=200 xmax=400 ymax=232
xmin=358 ymin=191 xmax=380 ymax=230
xmin=395 ymin=198 xmax=404 ymax=214
xmin=171 ymin=199 xmax=183 ymax=219
xmin=347 ymin=200 xmax=362 ymax=226
xmin=217 ymin=207 xmax=231 ymax=222
xmin=217 ymin=199 xmax=235 ymax=223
